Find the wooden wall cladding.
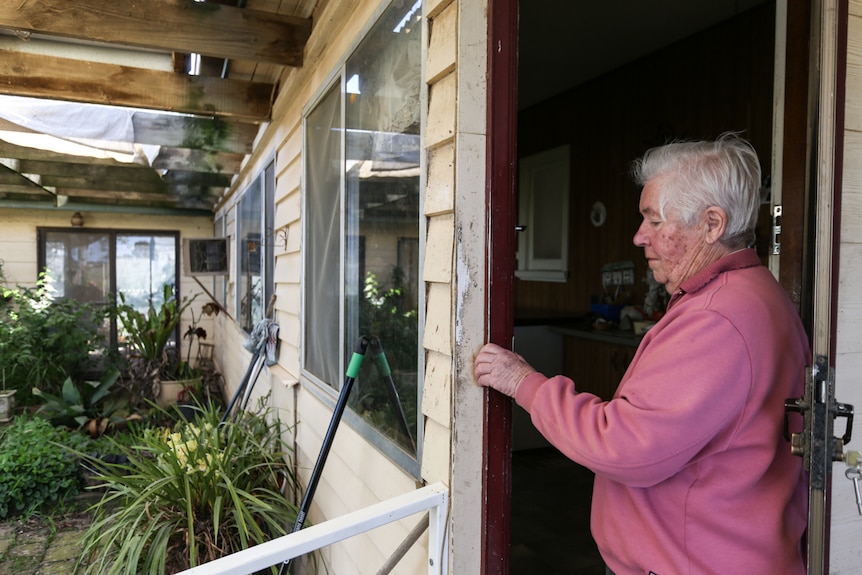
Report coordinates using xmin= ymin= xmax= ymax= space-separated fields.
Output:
xmin=515 ymin=3 xmax=775 ymax=321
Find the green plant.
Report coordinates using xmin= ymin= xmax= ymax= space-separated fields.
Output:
xmin=76 ymin=403 xmax=302 ymax=575
xmin=168 ymin=302 xmax=218 ymax=385
xmin=0 ymin=273 xmax=112 ymax=405
xmin=117 ymin=284 xmax=197 ymax=406
xmin=0 ymin=417 xmax=81 ymax=518
xmin=117 ymin=283 xmax=193 ymax=363
xmin=32 ymin=369 xmax=130 ymax=433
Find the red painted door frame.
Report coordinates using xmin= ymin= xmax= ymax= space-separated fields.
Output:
xmin=482 ymin=0 xmax=518 ymax=573
xmin=479 ymin=1 xmax=841 ymax=573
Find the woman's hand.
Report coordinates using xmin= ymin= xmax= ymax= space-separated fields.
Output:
xmin=473 ymin=342 xmax=537 ymax=397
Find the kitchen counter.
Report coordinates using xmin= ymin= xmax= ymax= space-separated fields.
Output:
xmin=551 ymin=323 xmax=642 ymax=347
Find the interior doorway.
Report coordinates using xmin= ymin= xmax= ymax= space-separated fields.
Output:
xmin=508 ymin=2 xmax=781 ymax=572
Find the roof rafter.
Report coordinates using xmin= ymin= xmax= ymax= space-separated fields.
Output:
xmin=0 ymin=49 xmax=275 ymax=121
xmin=0 ymin=134 xmax=245 ymax=174
xmin=0 ymin=0 xmax=311 ymax=66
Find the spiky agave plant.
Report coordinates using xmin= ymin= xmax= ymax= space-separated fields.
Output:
xmin=75 ymin=403 xmax=301 ymax=575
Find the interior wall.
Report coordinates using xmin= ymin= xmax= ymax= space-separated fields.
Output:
xmin=514 ymin=2 xmax=776 ymax=321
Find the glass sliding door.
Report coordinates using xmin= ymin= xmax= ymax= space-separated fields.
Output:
xmin=43 ymin=231 xmax=111 ymax=303
xmin=116 ymin=234 xmax=178 ymax=313
xmin=38 ymin=228 xmax=179 ymax=351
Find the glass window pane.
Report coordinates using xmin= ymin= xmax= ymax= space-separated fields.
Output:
xmin=40 ymin=230 xmax=178 ymax=369
xmin=264 ymin=160 xmax=276 ymax=312
xmin=115 ymin=234 xmax=179 ymax=350
xmin=43 ymin=231 xmax=110 ymax=302
xmin=116 ymin=235 xmax=178 ymax=311
xmin=42 ymin=230 xmax=113 ymax=370
xmin=238 ymin=178 xmax=263 ymax=332
xmin=213 ymin=215 xmax=226 ymax=306
xmin=305 ymin=85 xmax=343 ymax=387
xmin=344 ymin=0 xmax=421 ymax=453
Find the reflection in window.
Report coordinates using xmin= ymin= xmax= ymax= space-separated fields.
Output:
xmin=304 ymin=0 xmax=422 ymax=459
xmin=238 ymin=177 xmax=263 ymax=333
xmin=116 ymin=235 xmax=178 ymax=312
xmin=44 ymin=232 xmax=110 ymax=302
xmin=305 ymin=84 xmax=343 ymax=387
xmin=213 ymin=215 xmax=227 ymax=308
xmin=235 ymin=160 xmax=274 ymax=334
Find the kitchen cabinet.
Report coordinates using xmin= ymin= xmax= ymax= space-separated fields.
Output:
xmin=561 ymin=333 xmax=636 ymax=401
xmin=515 ymin=145 xmax=570 ymax=282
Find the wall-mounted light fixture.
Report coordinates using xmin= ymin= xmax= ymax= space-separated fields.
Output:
xmin=70 ymin=211 xmax=84 ymax=227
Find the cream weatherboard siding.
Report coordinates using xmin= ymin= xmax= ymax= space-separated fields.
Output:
xmin=0 ymin=207 xmax=216 ymax=340
xmin=833 ymin=2 xmax=862 ymax=572
xmin=424 ymin=0 xmax=489 ymax=573
xmin=209 ymin=0 xmax=489 ymax=572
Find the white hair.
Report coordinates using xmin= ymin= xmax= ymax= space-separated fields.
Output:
xmin=631 ymin=132 xmax=761 ymax=248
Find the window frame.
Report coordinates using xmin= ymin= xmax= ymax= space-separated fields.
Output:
xmin=234 ymin=156 xmax=276 ymax=333
xmin=300 ymin=0 xmax=425 ymax=476
xmin=213 ymin=214 xmax=227 ymax=308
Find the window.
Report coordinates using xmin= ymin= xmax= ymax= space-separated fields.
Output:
xmin=236 ymin=159 xmax=275 ymax=333
xmin=213 ymin=215 xmax=227 ymax=308
xmin=38 ymin=228 xmax=180 ymax=348
xmin=304 ymin=0 xmax=422 ymax=467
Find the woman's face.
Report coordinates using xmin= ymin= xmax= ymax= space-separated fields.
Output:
xmin=633 ymin=177 xmax=708 ymax=294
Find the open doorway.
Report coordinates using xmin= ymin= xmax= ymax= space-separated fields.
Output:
xmin=509 ymin=2 xmax=778 ymax=572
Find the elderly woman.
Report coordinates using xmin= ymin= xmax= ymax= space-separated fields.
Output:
xmin=474 ymin=134 xmax=809 ymax=575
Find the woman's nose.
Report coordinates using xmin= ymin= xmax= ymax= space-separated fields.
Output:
xmin=633 ymin=223 xmax=648 ymax=247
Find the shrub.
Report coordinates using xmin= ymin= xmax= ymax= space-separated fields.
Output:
xmin=0 ymin=417 xmax=81 ymax=518
xmin=0 ymin=273 xmax=113 ymax=405
xmin=77 ymin=403 xmax=301 ymax=574
xmin=33 ymin=369 xmax=132 ymax=434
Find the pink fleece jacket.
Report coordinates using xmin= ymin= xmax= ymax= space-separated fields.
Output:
xmin=515 ymin=249 xmax=809 ymax=575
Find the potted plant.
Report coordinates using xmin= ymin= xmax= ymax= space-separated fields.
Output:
xmin=158 ymin=302 xmax=220 ymax=411
xmin=116 ymin=284 xmax=196 ymax=407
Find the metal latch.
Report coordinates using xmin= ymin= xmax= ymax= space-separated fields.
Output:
xmin=783 ymin=356 xmax=857 ymax=571
xmin=785 ymin=357 xmax=854 ymax=473
xmin=772 ymin=204 xmax=782 ymax=255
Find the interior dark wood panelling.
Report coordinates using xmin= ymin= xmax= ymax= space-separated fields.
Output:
xmin=515 ymin=3 xmax=775 ymax=321
xmin=779 ymin=0 xmax=814 ymax=322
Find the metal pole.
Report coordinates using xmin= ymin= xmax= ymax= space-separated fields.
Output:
xmin=278 ymin=336 xmax=371 ymax=575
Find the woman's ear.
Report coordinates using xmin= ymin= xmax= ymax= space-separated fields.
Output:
xmin=703 ymin=206 xmax=728 ymax=244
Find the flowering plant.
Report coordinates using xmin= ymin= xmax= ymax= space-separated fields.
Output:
xmin=75 ymin=403 xmax=301 ymax=574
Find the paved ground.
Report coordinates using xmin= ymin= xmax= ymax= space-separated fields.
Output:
xmin=0 ymin=509 xmax=92 ymax=575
